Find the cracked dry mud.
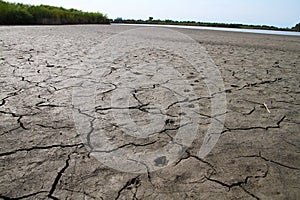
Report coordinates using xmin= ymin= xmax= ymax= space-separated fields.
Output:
xmin=0 ymin=25 xmax=300 ymax=199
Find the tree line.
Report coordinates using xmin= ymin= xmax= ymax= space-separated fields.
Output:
xmin=0 ymin=0 xmax=109 ymax=25
xmin=113 ymin=17 xmax=300 ymax=32
xmin=1 ymin=0 xmax=298 ymax=32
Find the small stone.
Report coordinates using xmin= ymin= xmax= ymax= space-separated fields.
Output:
xmin=154 ymin=156 xmax=168 ymax=167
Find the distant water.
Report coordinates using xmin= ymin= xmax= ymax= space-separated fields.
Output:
xmin=115 ymin=23 xmax=300 ymax=37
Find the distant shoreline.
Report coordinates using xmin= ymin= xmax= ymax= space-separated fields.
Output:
xmin=111 ymin=21 xmax=300 ymax=33
xmin=113 ymin=23 xmax=300 ymax=37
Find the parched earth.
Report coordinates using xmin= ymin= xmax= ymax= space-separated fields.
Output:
xmin=0 ymin=25 xmax=299 ymax=199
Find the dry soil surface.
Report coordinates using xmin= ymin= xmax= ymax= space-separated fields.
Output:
xmin=0 ymin=25 xmax=299 ymax=199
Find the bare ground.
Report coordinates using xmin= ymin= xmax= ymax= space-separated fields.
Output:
xmin=0 ymin=25 xmax=299 ymax=199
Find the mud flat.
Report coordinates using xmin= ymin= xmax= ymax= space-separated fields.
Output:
xmin=0 ymin=25 xmax=299 ymax=199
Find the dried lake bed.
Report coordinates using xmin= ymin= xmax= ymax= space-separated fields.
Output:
xmin=0 ymin=25 xmax=299 ymax=199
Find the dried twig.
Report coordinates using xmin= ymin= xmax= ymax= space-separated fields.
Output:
xmin=263 ymin=102 xmax=271 ymax=113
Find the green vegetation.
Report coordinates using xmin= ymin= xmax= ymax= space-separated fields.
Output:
xmin=292 ymin=23 xmax=300 ymax=31
xmin=1 ymin=0 xmax=298 ymax=32
xmin=0 ymin=0 xmax=109 ymax=25
xmin=112 ymin=17 xmax=300 ymax=32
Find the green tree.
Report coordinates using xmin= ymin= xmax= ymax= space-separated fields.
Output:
xmin=293 ymin=23 xmax=300 ymax=31
xmin=0 ymin=0 xmax=109 ymax=25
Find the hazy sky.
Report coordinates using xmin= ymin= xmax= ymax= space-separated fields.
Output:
xmin=5 ymin=0 xmax=300 ymax=27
